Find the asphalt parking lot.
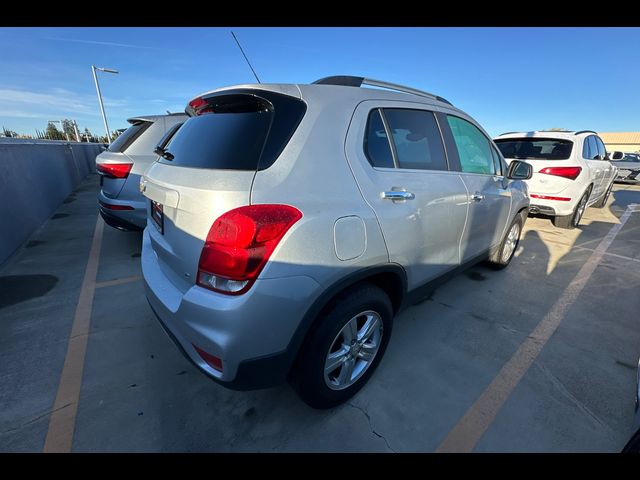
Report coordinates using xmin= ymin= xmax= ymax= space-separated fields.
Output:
xmin=1 ymin=173 xmax=639 ymax=452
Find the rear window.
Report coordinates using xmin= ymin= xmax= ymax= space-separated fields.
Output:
xmin=108 ymin=121 xmax=152 ymax=153
xmin=494 ymin=138 xmax=573 ymax=160
xmin=161 ymin=91 xmax=306 ymax=171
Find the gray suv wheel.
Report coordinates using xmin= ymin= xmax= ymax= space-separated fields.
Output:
xmin=293 ymin=283 xmax=393 ymax=409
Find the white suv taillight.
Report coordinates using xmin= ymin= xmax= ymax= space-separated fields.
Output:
xmin=197 ymin=205 xmax=302 ymax=295
xmin=538 ymin=166 xmax=582 ymax=180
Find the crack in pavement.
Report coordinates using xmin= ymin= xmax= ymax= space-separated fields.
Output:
xmin=0 ymin=403 xmax=72 ymax=436
xmin=347 ymin=402 xmax=396 ymax=452
xmin=534 ymin=362 xmax=616 ymax=437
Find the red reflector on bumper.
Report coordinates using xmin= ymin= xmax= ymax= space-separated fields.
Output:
xmin=193 ymin=344 xmax=223 ymax=372
xmin=530 ymin=194 xmax=571 ymax=201
xmin=99 ymin=199 xmax=134 ymax=210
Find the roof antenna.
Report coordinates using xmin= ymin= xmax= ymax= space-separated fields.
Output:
xmin=230 ymin=31 xmax=261 ymax=84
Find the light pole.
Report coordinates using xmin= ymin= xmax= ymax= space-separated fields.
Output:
xmin=91 ymin=65 xmax=118 ymax=144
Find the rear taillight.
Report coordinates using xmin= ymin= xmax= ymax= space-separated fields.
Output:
xmin=538 ymin=166 xmax=582 ymax=180
xmin=197 ymin=204 xmax=302 ymax=295
xmin=96 ymin=162 xmax=132 ymax=179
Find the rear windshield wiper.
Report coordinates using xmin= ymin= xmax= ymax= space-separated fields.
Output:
xmin=153 ymin=145 xmax=174 ymax=161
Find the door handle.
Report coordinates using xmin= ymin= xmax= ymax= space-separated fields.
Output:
xmin=382 ymin=190 xmax=415 ymax=201
xmin=471 ymin=193 xmax=485 ymax=202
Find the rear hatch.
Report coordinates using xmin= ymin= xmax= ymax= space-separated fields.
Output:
xmin=141 ymin=87 xmax=306 ymax=293
xmin=495 ymin=137 xmax=581 ymax=195
xmin=96 ymin=118 xmax=153 ymax=198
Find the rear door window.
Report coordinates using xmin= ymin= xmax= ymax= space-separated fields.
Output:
xmin=595 ymin=136 xmax=607 ymax=160
xmin=382 ymin=109 xmax=448 ymax=171
xmin=587 ymin=136 xmax=599 ymax=160
xmin=364 ymin=109 xmax=395 ymax=168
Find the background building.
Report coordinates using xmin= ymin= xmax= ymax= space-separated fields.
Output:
xmin=598 ymin=132 xmax=640 ymax=153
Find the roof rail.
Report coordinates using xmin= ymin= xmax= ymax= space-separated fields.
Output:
xmin=574 ymin=130 xmax=598 ymax=136
xmin=312 ymin=75 xmax=453 ymax=106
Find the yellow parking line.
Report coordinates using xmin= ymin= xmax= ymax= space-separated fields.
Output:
xmin=436 ymin=205 xmax=637 ymax=453
xmin=43 ymin=216 xmax=104 ymax=453
xmin=95 ymin=275 xmax=142 ymax=289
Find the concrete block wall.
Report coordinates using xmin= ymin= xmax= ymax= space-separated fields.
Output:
xmin=0 ymin=139 xmax=105 ymax=265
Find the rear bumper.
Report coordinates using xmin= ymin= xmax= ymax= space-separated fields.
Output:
xmin=97 ymin=190 xmax=147 ymax=230
xmin=527 ymin=195 xmax=576 ymax=217
xmin=141 ymin=228 xmax=321 ymax=389
xmin=528 ymin=204 xmax=556 ymax=216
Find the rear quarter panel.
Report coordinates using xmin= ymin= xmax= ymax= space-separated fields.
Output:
xmin=249 ymin=89 xmax=390 ymax=291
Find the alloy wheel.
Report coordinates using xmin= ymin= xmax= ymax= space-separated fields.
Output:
xmin=324 ymin=310 xmax=383 ymax=390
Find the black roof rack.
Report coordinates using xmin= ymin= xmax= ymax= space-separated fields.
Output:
xmin=574 ymin=130 xmax=598 ymax=136
xmin=312 ymin=75 xmax=453 ymax=106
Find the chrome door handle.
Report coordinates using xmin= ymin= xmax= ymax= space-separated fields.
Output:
xmin=471 ymin=193 xmax=485 ymax=202
xmin=382 ymin=190 xmax=415 ymax=201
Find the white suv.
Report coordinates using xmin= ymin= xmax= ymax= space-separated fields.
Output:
xmin=494 ymin=131 xmax=618 ymax=229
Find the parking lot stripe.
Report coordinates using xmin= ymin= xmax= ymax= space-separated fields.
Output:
xmin=436 ymin=205 xmax=637 ymax=453
xmin=573 ymin=246 xmax=640 ymax=264
xmin=42 ymin=216 xmax=104 ymax=453
xmin=95 ymin=275 xmax=142 ymax=289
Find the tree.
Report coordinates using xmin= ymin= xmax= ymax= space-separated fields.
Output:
xmin=62 ymin=119 xmax=77 ymax=140
xmin=45 ymin=122 xmax=65 ymax=140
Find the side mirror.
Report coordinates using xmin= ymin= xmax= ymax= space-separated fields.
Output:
xmin=507 ymin=160 xmax=533 ymax=180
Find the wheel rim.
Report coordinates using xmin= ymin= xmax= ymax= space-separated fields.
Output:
xmin=574 ymin=194 xmax=588 ymax=226
xmin=501 ymin=222 xmax=521 ymax=263
xmin=324 ymin=310 xmax=383 ymax=391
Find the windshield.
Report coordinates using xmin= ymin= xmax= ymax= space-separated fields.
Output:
xmin=494 ymin=138 xmax=573 ymax=160
xmin=622 ymin=153 xmax=640 ymax=162
xmin=108 ymin=120 xmax=152 ymax=153
xmin=161 ymin=91 xmax=306 ymax=171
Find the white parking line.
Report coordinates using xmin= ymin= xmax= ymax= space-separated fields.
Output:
xmin=436 ymin=204 xmax=637 ymax=453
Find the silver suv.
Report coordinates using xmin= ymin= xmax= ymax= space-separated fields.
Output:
xmin=141 ymin=76 xmax=532 ymax=408
xmin=97 ymin=113 xmax=186 ymax=231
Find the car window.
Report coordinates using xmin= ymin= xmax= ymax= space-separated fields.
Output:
xmin=587 ymin=136 xmax=599 ymax=160
xmin=582 ymin=137 xmax=591 ymax=159
xmin=364 ymin=109 xmax=394 ymax=168
xmin=446 ymin=115 xmax=496 ymax=175
xmin=595 ymin=137 xmax=607 ymax=160
xmin=108 ymin=120 xmax=152 ymax=153
xmin=382 ymin=109 xmax=448 ymax=171
xmin=495 ymin=138 xmax=573 ymax=160
xmin=490 ymin=146 xmax=503 ymax=176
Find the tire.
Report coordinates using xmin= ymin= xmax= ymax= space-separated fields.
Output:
xmin=592 ymin=181 xmax=613 ymax=209
xmin=552 ymin=187 xmax=591 ymax=229
xmin=292 ymin=283 xmax=393 ymax=409
xmin=487 ymin=211 xmax=525 ymax=270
